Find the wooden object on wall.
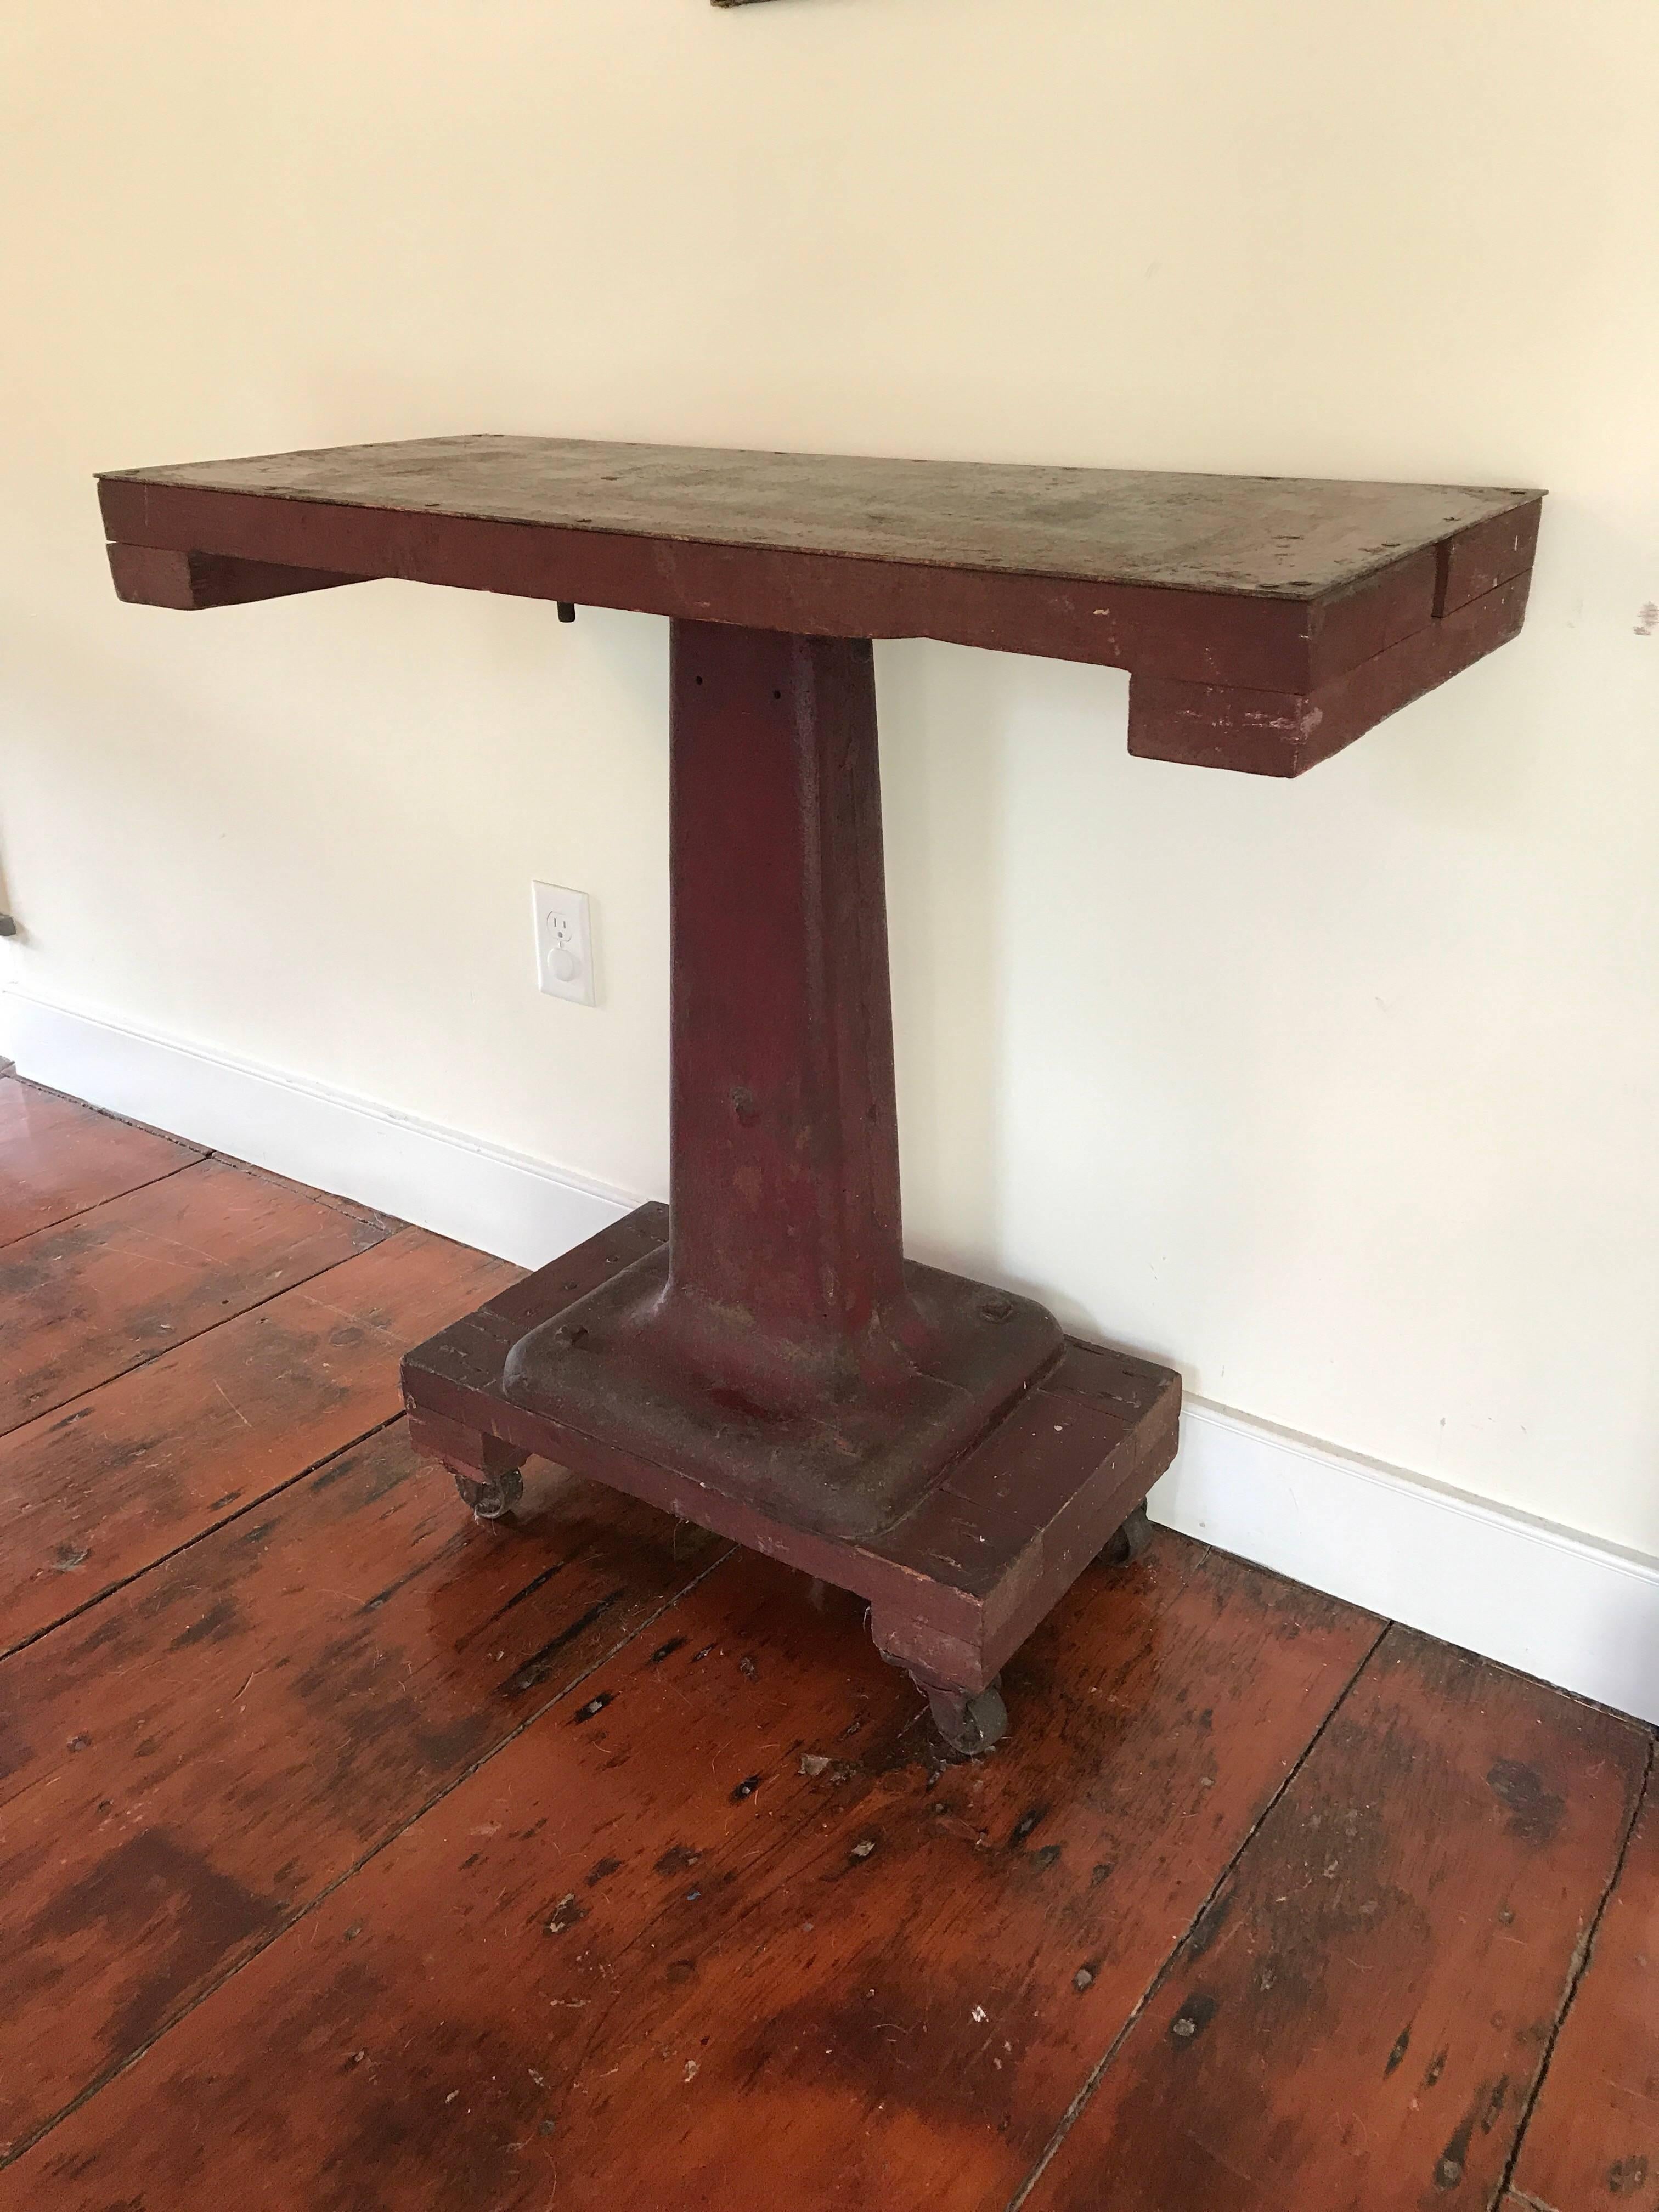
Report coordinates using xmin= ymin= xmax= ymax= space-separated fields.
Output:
xmin=97 ymin=435 xmax=1542 ymax=1750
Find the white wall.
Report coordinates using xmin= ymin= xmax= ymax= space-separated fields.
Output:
xmin=3 ymin=1 xmax=1656 ymax=1558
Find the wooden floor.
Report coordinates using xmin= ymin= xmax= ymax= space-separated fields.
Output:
xmin=0 ymin=1074 xmax=1652 ymax=2212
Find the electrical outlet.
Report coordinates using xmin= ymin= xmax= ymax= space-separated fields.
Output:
xmin=532 ymin=882 xmax=596 ymax=1006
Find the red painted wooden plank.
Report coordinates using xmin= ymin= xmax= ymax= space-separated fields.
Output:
xmin=0 ymin=1227 xmax=517 ymax=1654
xmin=1436 ymin=500 xmax=1542 ymax=616
xmin=0 ymin=1079 xmax=201 ymax=1250
xmin=1127 ymin=570 xmax=1531 ymax=777
xmin=1024 ymin=1628 xmax=1648 ymax=2212
xmin=0 ymin=1426 xmax=725 ymax=2161
xmin=97 ymin=438 xmax=1536 ymax=607
xmin=95 ymin=440 xmax=1542 ymax=710
xmin=0 ymin=1156 xmax=390 ymax=1436
xmin=8 ymin=1535 xmax=1380 ymax=2207
xmin=1511 ymin=1769 xmax=1658 ymax=2211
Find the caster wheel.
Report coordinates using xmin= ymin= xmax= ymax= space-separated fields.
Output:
xmin=453 ymin=1465 xmax=523 ymax=1522
xmin=927 ymin=1678 xmax=1008 ymax=1757
xmin=1099 ymin=1500 xmax=1152 ymax=1567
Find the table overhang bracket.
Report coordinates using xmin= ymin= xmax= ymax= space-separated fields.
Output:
xmin=106 ymin=544 xmax=367 ymax=612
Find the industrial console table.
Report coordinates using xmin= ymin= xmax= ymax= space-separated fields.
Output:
xmin=98 ymin=438 xmax=1541 ymax=1751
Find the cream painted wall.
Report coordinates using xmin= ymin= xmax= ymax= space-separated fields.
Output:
xmin=3 ymin=1 xmax=1656 ymax=1553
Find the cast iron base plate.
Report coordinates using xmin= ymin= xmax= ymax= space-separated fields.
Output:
xmin=402 ymin=1205 xmax=1181 ymax=1696
xmin=498 ymin=1246 xmax=1066 ymax=1544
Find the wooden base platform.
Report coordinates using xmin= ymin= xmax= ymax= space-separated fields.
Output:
xmin=403 ymin=1205 xmax=1180 ymax=1751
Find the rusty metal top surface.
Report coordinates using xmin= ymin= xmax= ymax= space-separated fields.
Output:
xmin=100 ymin=436 xmax=1539 ymax=601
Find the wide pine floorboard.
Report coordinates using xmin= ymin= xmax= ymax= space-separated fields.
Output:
xmin=0 ymin=1081 xmax=202 ymax=1250
xmin=0 ymin=1072 xmax=1651 ymax=2210
xmin=1510 ymin=1775 xmax=1658 ymax=2211
xmin=0 ymin=1226 xmax=519 ymax=1654
xmin=1024 ymin=1629 xmax=1647 ymax=2212
xmin=0 ymin=1152 xmax=390 ymax=1435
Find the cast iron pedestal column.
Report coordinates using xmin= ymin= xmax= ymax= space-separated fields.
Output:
xmin=504 ymin=622 xmax=1065 ymax=1544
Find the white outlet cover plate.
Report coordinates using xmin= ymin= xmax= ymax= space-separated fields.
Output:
xmin=532 ymin=881 xmax=596 ymax=1006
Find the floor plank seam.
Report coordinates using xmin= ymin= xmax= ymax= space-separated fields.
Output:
xmin=1405 ymin=1634 xmax=1659 ymax=1747
xmin=0 ymin=1215 xmax=401 ymax=1446
xmin=7 ymin=1074 xmax=201 ymax=1152
xmin=999 ymin=1613 xmax=1393 ymax=2212
xmin=1493 ymin=1731 xmax=1656 ymax=2209
xmin=0 ymin=1410 xmax=410 ymax=1668
xmin=0 ymin=1153 xmax=205 ymax=1259
xmin=204 ymin=1149 xmax=405 ymax=1234
xmin=0 ymin=1539 xmax=738 ymax=2170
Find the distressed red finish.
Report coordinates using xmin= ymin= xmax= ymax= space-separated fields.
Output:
xmin=668 ymin=623 xmax=907 ymax=1386
xmin=94 ymin=434 xmax=1542 ymax=1745
xmin=96 ymin=435 xmax=1543 ymax=777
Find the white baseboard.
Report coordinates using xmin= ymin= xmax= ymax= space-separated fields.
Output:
xmin=6 ymin=984 xmax=1656 ymax=1728
xmin=1153 ymin=1402 xmax=1659 ymax=1727
xmin=0 ymin=986 xmax=643 ymax=1269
